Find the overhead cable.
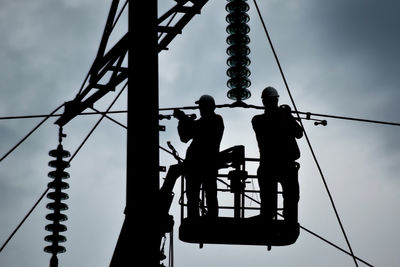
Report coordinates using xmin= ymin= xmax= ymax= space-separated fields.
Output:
xmin=69 ymin=82 xmax=127 ymax=163
xmin=0 ymin=82 xmax=127 ymax=254
xmin=297 ymin=111 xmax=400 ymax=127
xmin=252 ymin=1 xmax=359 ymax=266
xmin=0 ymin=110 xmax=127 ymax=121
xmin=159 ymin=105 xmax=400 ymax=127
xmin=90 ymin=107 xmax=127 ymax=129
xmin=159 ymin=146 xmax=373 ymax=267
xmin=0 ymin=188 xmax=48 ymax=253
xmin=0 ymin=107 xmax=399 ymax=128
xmin=0 ymin=104 xmax=64 ymax=163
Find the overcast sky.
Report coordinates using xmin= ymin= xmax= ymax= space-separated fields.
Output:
xmin=0 ymin=0 xmax=399 ymax=266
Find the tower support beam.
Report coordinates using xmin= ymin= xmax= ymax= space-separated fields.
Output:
xmin=110 ymin=1 xmax=159 ymax=266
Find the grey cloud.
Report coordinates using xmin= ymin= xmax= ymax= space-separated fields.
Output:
xmin=1 ymin=1 xmax=400 ymax=266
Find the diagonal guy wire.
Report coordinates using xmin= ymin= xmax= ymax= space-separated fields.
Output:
xmin=252 ymin=1 xmax=360 ymax=266
xmin=0 ymin=82 xmax=127 ymax=254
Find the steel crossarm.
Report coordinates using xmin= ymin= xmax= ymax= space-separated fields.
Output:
xmin=55 ymin=0 xmax=209 ymax=127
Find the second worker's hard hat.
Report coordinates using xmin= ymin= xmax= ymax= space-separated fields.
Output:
xmin=261 ymin=86 xmax=279 ymax=98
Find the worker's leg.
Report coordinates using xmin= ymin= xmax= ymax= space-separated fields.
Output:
xmin=203 ymin=172 xmax=218 ymax=218
xmin=281 ymin=163 xmax=300 ymax=223
xmin=257 ymin=166 xmax=277 ymax=220
xmin=185 ymin=175 xmax=201 ymax=218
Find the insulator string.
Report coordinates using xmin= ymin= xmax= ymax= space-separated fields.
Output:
xmin=44 ymin=127 xmax=71 ymax=266
xmin=226 ymin=0 xmax=252 ymax=101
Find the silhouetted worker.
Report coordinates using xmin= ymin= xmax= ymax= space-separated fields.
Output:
xmin=174 ymin=95 xmax=224 ymax=218
xmin=252 ymin=87 xmax=303 ymax=223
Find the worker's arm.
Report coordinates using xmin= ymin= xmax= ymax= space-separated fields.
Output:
xmin=251 ymin=115 xmax=265 ymax=149
xmin=280 ymin=105 xmax=303 ymax=139
xmin=174 ymin=109 xmax=195 ymax=143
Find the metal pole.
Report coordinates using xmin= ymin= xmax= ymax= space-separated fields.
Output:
xmin=110 ymin=1 xmax=159 ymax=266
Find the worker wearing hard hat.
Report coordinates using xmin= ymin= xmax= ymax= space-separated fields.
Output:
xmin=251 ymin=87 xmax=303 ymax=223
xmin=174 ymin=95 xmax=224 ymax=218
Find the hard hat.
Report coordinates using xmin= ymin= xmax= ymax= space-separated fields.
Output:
xmin=261 ymin=86 xmax=279 ymax=98
xmin=195 ymin=94 xmax=216 ymax=108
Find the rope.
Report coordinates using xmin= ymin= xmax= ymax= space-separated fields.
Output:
xmin=252 ymin=1 xmax=359 ymax=266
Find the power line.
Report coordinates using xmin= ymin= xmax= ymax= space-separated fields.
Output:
xmin=68 ymin=82 xmax=127 ymax=163
xmin=0 ymin=103 xmax=65 ymax=251
xmin=107 ymin=111 xmax=376 ymax=266
xmin=159 ymin=104 xmax=400 ymax=127
xmin=252 ymin=1 xmax=360 ymax=266
xmin=1 ymin=0 xmax=128 ymax=260
xmin=0 ymin=188 xmax=48 ymax=253
xmin=0 ymin=110 xmax=127 ymax=121
xmin=90 ymin=107 xmax=127 ymax=129
xmin=0 ymin=106 xmax=399 ymax=128
xmin=0 ymin=104 xmax=65 ymax=163
xmin=297 ymin=111 xmax=400 ymax=127
xmin=217 ymin=177 xmax=374 ymax=266
xmin=0 ymin=82 xmax=127 ymax=254
xmin=159 ymin=146 xmax=374 ymax=266
xmin=299 ymin=226 xmax=373 ymax=267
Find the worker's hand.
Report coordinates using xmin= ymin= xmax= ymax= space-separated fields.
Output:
xmin=280 ymin=105 xmax=297 ymax=124
xmin=279 ymin=104 xmax=292 ymax=115
xmin=173 ymin=109 xmax=186 ymax=120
